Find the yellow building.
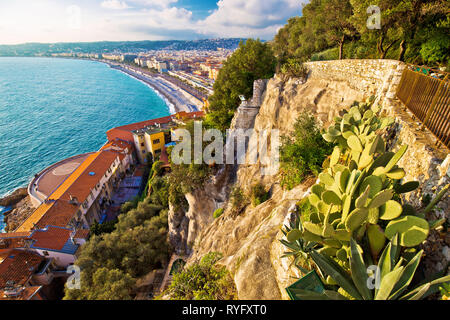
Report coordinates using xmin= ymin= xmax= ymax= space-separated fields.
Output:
xmin=132 ymin=123 xmax=176 ymax=163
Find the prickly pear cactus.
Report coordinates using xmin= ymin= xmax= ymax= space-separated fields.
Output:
xmin=282 ymin=101 xmax=450 ymax=270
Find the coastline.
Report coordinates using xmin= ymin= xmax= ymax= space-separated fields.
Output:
xmin=0 ymin=57 xmax=202 ymax=232
xmin=100 ymin=60 xmax=203 ymax=114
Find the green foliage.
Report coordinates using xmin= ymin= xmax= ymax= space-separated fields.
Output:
xmin=64 ymin=268 xmax=135 ymax=300
xmin=280 ymin=113 xmax=334 ymax=190
xmin=90 ymin=220 xmax=117 ymax=236
xmin=207 ymin=39 xmax=276 ymax=131
xmin=249 ymin=183 xmax=270 ymax=207
xmin=64 ymin=201 xmax=170 ymax=300
xmin=120 ymin=196 xmax=140 ymax=214
xmin=164 ymin=252 xmax=237 ymax=300
xmin=230 ymin=186 xmax=249 ymax=216
xmin=293 ymin=237 xmax=450 ymax=300
xmin=280 ymin=58 xmax=308 ymax=79
xmin=439 ymin=283 xmax=450 ymax=300
xmin=213 ymin=208 xmax=224 ymax=219
xmin=280 ymin=208 xmax=318 ymax=275
xmin=273 ymin=0 xmax=449 ymax=65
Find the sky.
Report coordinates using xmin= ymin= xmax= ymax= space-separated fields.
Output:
xmin=0 ymin=0 xmax=307 ymax=45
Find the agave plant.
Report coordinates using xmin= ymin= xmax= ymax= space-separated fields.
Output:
xmin=291 ymin=235 xmax=450 ymax=300
xmin=281 ymin=211 xmax=318 ymax=275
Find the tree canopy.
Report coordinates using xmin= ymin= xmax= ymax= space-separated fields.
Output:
xmin=272 ymin=0 xmax=449 ymax=66
xmin=206 ymin=39 xmax=276 ymax=131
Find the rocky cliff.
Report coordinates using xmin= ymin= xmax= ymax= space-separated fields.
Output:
xmin=168 ymin=60 xmax=449 ymax=300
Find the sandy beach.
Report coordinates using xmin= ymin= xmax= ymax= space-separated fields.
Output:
xmin=105 ymin=62 xmax=204 ymax=114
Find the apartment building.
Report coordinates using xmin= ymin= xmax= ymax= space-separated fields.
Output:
xmin=107 ymin=111 xmax=204 ymax=164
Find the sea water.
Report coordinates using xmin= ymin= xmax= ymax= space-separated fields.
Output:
xmin=0 ymin=57 xmax=170 ymax=231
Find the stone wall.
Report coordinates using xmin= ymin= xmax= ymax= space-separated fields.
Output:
xmin=230 ymin=79 xmax=268 ymax=130
xmin=304 ymin=59 xmax=405 ymax=108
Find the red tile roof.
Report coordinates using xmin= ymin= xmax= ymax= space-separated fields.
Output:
xmin=33 ymin=150 xmax=119 ymax=229
xmin=0 ymin=250 xmax=44 ymax=288
xmin=106 ymin=111 xmax=204 ymax=142
xmin=0 ymin=286 xmax=43 ymax=300
xmin=30 ymin=227 xmax=72 ymax=251
xmin=0 ymin=233 xmax=31 ymax=251
xmin=74 ymin=229 xmax=90 ymax=240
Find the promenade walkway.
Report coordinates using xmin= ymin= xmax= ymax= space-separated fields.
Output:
xmin=28 ymin=152 xmax=94 ymax=207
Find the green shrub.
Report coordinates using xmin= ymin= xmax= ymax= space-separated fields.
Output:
xmin=280 ymin=113 xmax=334 ymax=190
xmin=280 ymin=58 xmax=308 ymax=79
xmin=310 ymin=48 xmax=339 ymax=61
xmin=230 ymin=186 xmax=249 ymax=215
xmin=207 ymin=39 xmax=276 ymax=131
xmin=213 ymin=208 xmax=224 ymax=219
xmin=90 ymin=220 xmax=117 ymax=236
xmin=164 ymin=252 xmax=237 ymax=300
xmin=250 ymin=183 xmax=270 ymax=207
xmin=64 ymin=203 xmax=171 ymax=300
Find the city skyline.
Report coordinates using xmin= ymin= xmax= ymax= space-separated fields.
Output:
xmin=0 ymin=0 xmax=306 ymax=45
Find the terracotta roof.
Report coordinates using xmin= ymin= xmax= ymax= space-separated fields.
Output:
xmin=107 ymin=111 xmax=204 ymax=136
xmin=0 ymin=250 xmax=44 ymax=288
xmin=0 ymin=232 xmax=31 ymax=239
xmin=0 ymin=233 xmax=32 ymax=251
xmin=0 ymin=286 xmax=43 ymax=300
xmin=101 ymin=139 xmax=134 ymax=155
xmin=30 ymin=226 xmax=72 ymax=251
xmin=33 ymin=200 xmax=77 ymax=230
xmin=58 ymin=150 xmax=118 ymax=203
xmin=18 ymin=150 xmax=119 ymax=231
xmin=16 ymin=153 xmax=100 ymax=232
xmin=107 ymin=115 xmax=175 ymax=135
xmin=74 ymin=229 xmax=90 ymax=240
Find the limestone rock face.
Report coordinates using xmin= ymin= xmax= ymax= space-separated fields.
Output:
xmin=189 ymin=183 xmax=310 ymax=300
xmin=167 ymin=167 xmax=232 ymax=255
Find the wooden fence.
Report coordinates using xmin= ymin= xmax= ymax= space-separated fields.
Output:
xmin=396 ymin=66 xmax=450 ymax=149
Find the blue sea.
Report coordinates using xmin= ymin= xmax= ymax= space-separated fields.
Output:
xmin=0 ymin=57 xmax=170 ymax=230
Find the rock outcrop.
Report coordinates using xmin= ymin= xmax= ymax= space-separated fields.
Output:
xmin=0 ymin=187 xmax=28 ymax=207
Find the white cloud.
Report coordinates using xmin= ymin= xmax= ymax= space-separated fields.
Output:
xmin=101 ymin=0 xmax=131 ymax=10
xmin=0 ymin=0 xmax=308 ymax=44
xmin=196 ymin=0 xmax=305 ymax=34
xmin=129 ymin=0 xmax=178 ymax=9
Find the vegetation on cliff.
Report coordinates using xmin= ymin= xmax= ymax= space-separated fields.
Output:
xmin=281 ymin=100 xmax=449 ymax=300
xmin=272 ymin=0 xmax=449 ymax=67
xmin=64 ymin=159 xmax=174 ymax=300
xmin=162 ymin=252 xmax=237 ymax=300
xmin=64 ymin=201 xmax=170 ymax=300
xmin=206 ymin=39 xmax=276 ymax=131
xmin=280 ymin=113 xmax=334 ymax=190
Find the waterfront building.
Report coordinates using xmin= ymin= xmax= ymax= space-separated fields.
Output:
xmin=107 ymin=111 xmax=204 ymax=164
xmin=0 ymin=249 xmax=51 ymax=300
xmin=18 ymin=149 xmax=131 ymax=233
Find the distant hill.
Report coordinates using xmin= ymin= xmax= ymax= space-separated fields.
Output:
xmin=0 ymin=39 xmax=244 ymax=56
